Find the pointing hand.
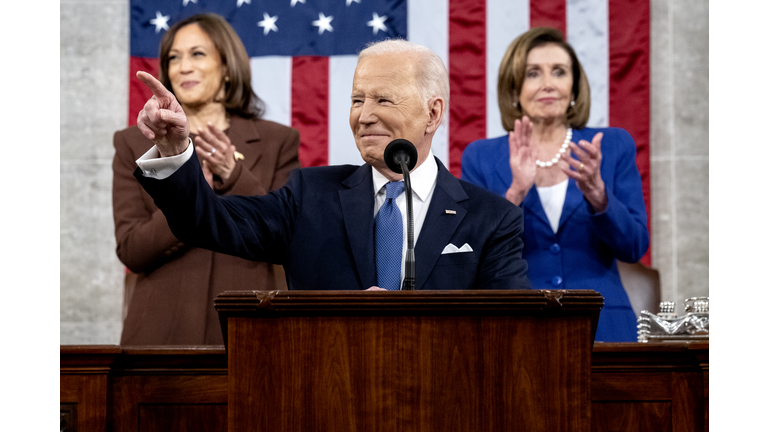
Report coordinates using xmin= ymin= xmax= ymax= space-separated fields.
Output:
xmin=135 ymin=71 xmax=190 ymax=157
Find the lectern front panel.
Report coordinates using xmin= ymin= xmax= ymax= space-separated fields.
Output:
xmin=219 ymin=290 xmax=601 ymax=432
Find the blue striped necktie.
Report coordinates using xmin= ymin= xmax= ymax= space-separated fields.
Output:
xmin=375 ymin=181 xmax=405 ymax=291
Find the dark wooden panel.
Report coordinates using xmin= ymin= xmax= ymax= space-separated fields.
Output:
xmin=61 ymin=346 xmax=227 ymax=432
xmin=139 ymin=404 xmax=226 ymax=432
xmin=591 ymin=342 xmax=708 ymax=432
xmin=215 ymin=289 xmax=604 ymax=315
xmin=592 ymin=372 xmax=671 ymax=401
xmin=112 ymin=374 xmax=227 ymax=432
xmin=60 ymin=345 xmax=121 ymax=432
xmin=671 ymin=372 xmax=705 ymax=432
xmin=592 ymin=401 xmax=671 ymax=432
xmin=60 ymin=373 xmax=109 ymax=432
xmin=591 ymin=342 xmax=709 ymax=369
xmin=215 ymin=289 xmax=604 ymax=347
xmin=61 ymin=403 xmax=78 ymax=432
xmin=59 ymin=322 xmax=708 ymax=432
xmin=703 ymin=370 xmax=709 ymax=432
xmin=229 ymin=314 xmax=592 ymax=432
xmin=117 ymin=345 xmax=228 ymax=370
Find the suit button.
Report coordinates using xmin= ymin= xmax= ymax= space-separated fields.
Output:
xmin=551 ymin=276 xmax=563 ymax=287
xmin=549 ymin=243 xmax=561 ymax=254
xmin=164 ymin=250 xmax=173 ymax=256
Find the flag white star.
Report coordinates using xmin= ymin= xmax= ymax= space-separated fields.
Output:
xmin=312 ymin=13 xmax=334 ymax=35
xmin=258 ymin=12 xmax=278 ymax=35
xmin=346 ymin=0 xmax=361 ymax=5
xmin=290 ymin=0 xmax=306 ymax=6
xmin=237 ymin=0 xmax=251 ymax=7
xmin=182 ymin=0 xmax=197 ymax=6
xmin=150 ymin=11 xmax=170 ymax=34
xmin=367 ymin=12 xmax=387 ymax=35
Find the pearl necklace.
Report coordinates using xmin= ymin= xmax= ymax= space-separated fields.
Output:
xmin=535 ymin=128 xmax=572 ymax=168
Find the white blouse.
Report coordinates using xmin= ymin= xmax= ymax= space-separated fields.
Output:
xmin=536 ymin=179 xmax=569 ymax=233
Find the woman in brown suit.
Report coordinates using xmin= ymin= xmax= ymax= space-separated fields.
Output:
xmin=113 ymin=13 xmax=300 ymax=345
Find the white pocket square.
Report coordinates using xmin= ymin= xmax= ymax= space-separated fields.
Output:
xmin=441 ymin=243 xmax=473 ymax=254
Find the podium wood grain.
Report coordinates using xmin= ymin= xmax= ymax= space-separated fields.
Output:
xmin=217 ymin=290 xmax=603 ymax=432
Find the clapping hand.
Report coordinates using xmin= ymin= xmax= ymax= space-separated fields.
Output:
xmin=195 ymin=123 xmax=237 ymax=183
xmin=505 ymin=116 xmax=536 ymax=205
xmin=562 ymin=132 xmax=607 ymax=213
xmin=135 ymin=71 xmax=190 ymax=157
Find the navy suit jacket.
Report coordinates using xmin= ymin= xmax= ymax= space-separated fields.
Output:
xmin=136 ymin=150 xmax=530 ymax=291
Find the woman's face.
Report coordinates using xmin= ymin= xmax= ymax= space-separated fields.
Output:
xmin=518 ymin=43 xmax=573 ymax=121
xmin=167 ymin=23 xmax=226 ymax=108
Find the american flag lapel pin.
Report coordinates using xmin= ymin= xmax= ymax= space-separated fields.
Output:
xmin=445 ymin=210 xmax=457 ymax=215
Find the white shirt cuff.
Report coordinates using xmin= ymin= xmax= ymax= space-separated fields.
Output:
xmin=135 ymin=138 xmax=194 ymax=179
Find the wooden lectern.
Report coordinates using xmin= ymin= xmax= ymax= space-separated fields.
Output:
xmin=215 ymin=290 xmax=602 ymax=432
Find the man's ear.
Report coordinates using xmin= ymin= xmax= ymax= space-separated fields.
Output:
xmin=424 ymin=97 xmax=444 ymax=134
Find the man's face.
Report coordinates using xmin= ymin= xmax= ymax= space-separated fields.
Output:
xmin=349 ymin=53 xmax=435 ymax=176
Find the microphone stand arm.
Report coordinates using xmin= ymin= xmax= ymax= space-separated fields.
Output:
xmin=400 ymin=159 xmax=415 ymax=290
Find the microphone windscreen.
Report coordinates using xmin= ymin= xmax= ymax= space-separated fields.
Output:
xmin=384 ymin=139 xmax=418 ymax=173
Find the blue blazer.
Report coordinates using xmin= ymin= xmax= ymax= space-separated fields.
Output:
xmin=461 ymin=127 xmax=649 ymax=341
xmin=136 ymin=151 xmax=530 ymax=291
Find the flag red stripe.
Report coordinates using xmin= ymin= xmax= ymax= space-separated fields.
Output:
xmin=129 ymin=57 xmax=159 ymax=126
xmin=448 ymin=0 xmax=487 ymax=176
xmin=608 ymin=0 xmax=652 ymax=265
xmin=530 ymin=0 xmax=567 ymax=36
xmin=291 ymin=56 xmax=329 ymax=168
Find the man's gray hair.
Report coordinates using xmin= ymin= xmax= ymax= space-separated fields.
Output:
xmin=359 ymin=39 xmax=449 ymax=122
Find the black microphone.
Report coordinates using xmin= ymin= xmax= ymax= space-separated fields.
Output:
xmin=383 ymin=139 xmax=418 ymax=291
xmin=384 ymin=139 xmax=418 ymax=173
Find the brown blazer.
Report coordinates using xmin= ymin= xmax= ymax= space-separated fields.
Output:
xmin=113 ymin=116 xmax=300 ymax=345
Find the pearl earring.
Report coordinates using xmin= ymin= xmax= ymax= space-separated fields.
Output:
xmin=570 ymin=100 xmax=575 ymax=106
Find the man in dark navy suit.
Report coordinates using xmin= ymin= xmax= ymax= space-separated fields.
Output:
xmin=133 ymin=39 xmax=530 ymax=291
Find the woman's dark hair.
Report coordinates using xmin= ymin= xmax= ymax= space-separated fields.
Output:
xmin=158 ymin=13 xmax=265 ymax=119
xmin=497 ymin=27 xmax=590 ymax=130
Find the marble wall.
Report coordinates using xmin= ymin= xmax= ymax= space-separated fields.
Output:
xmin=650 ymin=0 xmax=709 ymax=313
xmin=60 ymin=0 xmax=709 ymax=344
xmin=61 ymin=0 xmax=128 ymax=343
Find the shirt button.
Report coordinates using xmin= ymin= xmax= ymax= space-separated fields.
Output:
xmin=549 ymin=243 xmax=561 ymax=254
xmin=149 ymin=168 xmax=157 ymax=175
xmin=551 ymin=276 xmax=563 ymax=287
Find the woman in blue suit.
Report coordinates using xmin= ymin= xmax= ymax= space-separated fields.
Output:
xmin=461 ymin=27 xmax=649 ymax=342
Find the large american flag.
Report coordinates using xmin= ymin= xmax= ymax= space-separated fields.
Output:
xmin=128 ymin=0 xmax=651 ymax=264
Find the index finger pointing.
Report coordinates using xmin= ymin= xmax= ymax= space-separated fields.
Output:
xmin=136 ymin=71 xmax=172 ymax=100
